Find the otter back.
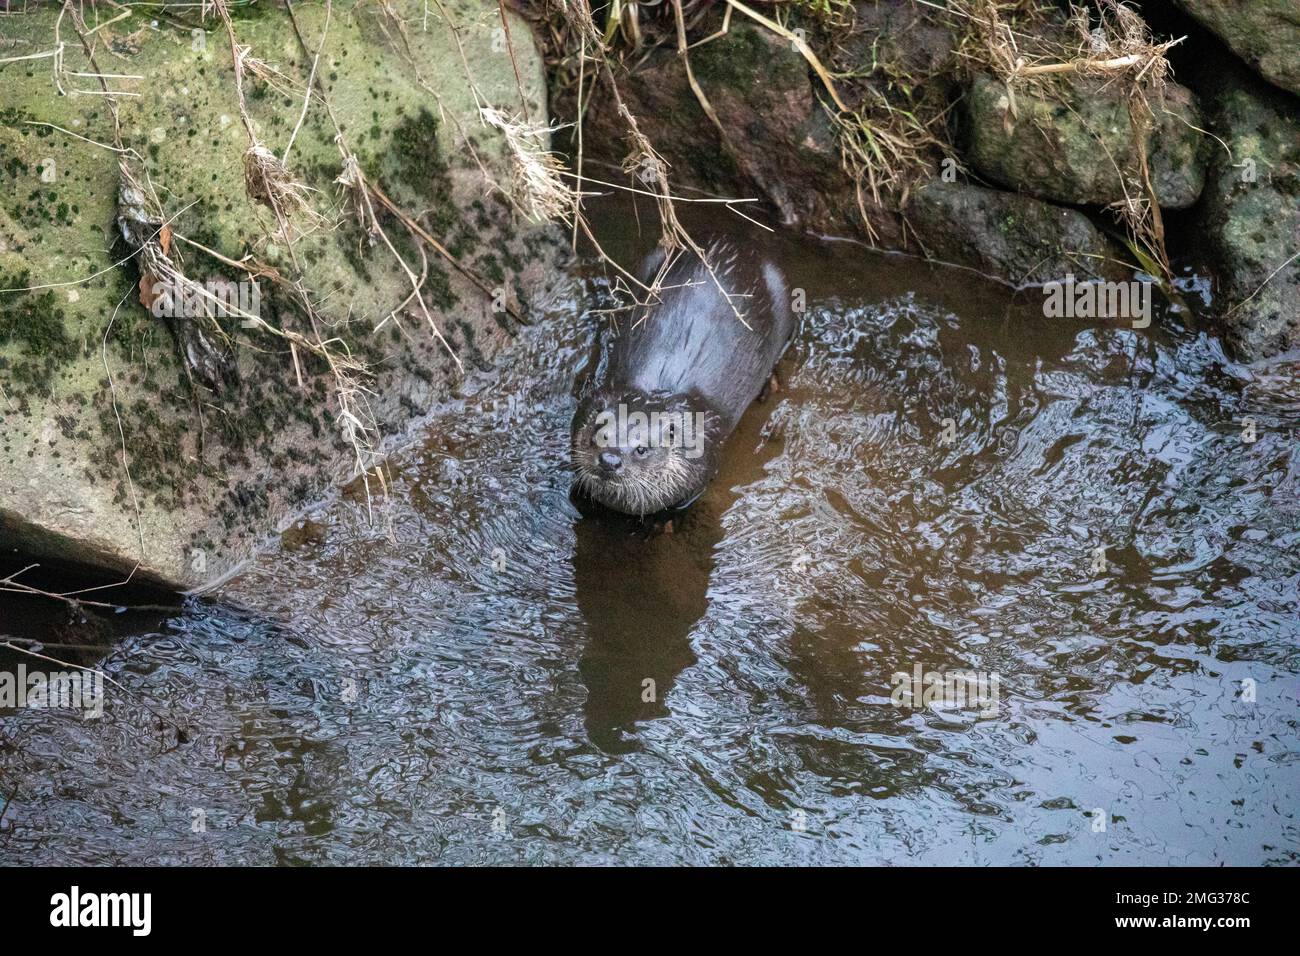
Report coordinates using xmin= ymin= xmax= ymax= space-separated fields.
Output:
xmin=608 ymin=240 xmax=795 ymax=435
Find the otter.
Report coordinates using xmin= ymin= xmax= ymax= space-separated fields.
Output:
xmin=571 ymin=237 xmax=796 ymax=516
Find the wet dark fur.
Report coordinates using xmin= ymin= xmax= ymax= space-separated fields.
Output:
xmin=571 ymin=238 xmax=796 ymax=515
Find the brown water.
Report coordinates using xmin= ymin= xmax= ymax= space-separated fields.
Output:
xmin=2 ymin=213 xmax=1298 ymax=865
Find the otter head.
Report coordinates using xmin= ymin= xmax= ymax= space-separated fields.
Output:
xmin=571 ymin=388 xmax=720 ymax=516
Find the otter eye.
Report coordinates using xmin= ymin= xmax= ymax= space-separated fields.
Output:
xmin=634 ymin=445 xmax=649 ymax=458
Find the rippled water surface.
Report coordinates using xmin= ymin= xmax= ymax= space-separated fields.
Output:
xmin=2 ymin=215 xmax=1298 ymax=865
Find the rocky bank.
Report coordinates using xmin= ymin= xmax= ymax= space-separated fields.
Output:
xmin=548 ymin=0 xmax=1297 ymax=348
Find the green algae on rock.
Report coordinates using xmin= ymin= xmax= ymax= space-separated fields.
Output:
xmin=0 ymin=1 xmax=561 ymax=589
xmin=1194 ymin=74 xmax=1300 ymax=360
xmin=908 ymin=180 xmax=1125 ymax=287
xmin=963 ymin=72 xmax=1207 ymax=211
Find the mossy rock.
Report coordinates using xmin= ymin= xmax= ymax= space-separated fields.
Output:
xmin=0 ymin=1 xmax=559 ymax=589
xmin=964 ymin=72 xmax=1207 ymax=210
xmin=908 ymin=179 xmax=1125 ymax=287
xmin=1195 ymin=75 xmax=1300 ymax=359
xmin=1172 ymin=1 xmax=1300 ymax=98
xmin=566 ymin=18 xmax=839 ymax=229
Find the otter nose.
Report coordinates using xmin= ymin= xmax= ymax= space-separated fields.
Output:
xmin=598 ymin=450 xmax=623 ymax=474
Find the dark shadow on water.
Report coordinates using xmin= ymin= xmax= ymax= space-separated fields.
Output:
xmin=570 ymin=495 xmax=722 ymax=754
xmin=0 ymin=559 xmax=184 ymax=670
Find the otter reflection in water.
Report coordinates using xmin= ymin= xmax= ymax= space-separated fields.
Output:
xmin=570 ymin=498 xmax=723 ymax=753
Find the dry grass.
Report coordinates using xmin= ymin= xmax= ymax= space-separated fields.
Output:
xmin=833 ymin=99 xmax=948 ymax=238
xmin=948 ymin=0 xmax=1185 ymax=280
xmin=538 ymin=0 xmax=1191 ymax=277
xmin=242 ymin=142 xmax=321 ymax=231
xmin=480 ymin=106 xmax=575 ymax=224
xmin=521 ymin=0 xmax=772 ymax=322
